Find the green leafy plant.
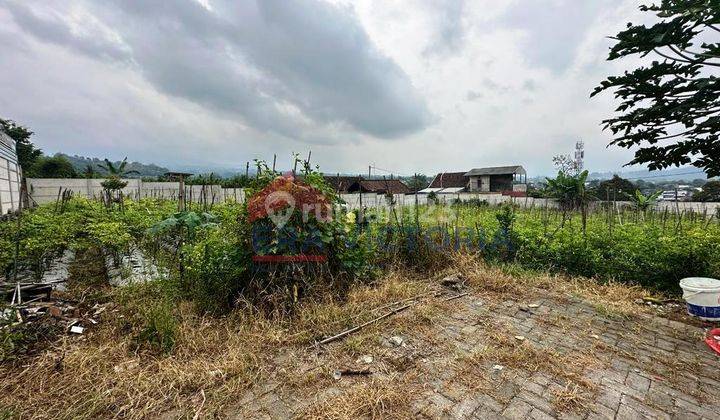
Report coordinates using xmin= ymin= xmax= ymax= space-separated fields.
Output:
xmin=629 ymin=189 xmax=662 ymax=212
xmin=148 ymin=211 xmax=217 ymax=242
xmin=136 ymin=298 xmax=178 ymax=354
xmin=182 ymin=227 xmax=250 ymax=314
xmin=100 ymin=177 xmax=128 ymax=191
xmin=490 ymin=203 xmax=518 ymax=262
xmin=98 ymin=157 xmax=140 ymax=178
xmin=545 ymin=170 xmax=592 ymax=211
xmin=88 ymin=221 xmax=133 ymax=268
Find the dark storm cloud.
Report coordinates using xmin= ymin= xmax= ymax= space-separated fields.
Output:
xmin=4 ymin=0 xmax=431 ymax=139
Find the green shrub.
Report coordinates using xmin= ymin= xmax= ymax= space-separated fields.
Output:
xmin=490 ymin=204 xmax=518 ymax=261
xmin=87 ymin=221 xmax=133 ymax=267
xmin=451 ymin=197 xmax=489 ymax=207
xmin=182 ymin=226 xmax=250 ymax=314
xmin=136 ymin=298 xmax=178 ymax=354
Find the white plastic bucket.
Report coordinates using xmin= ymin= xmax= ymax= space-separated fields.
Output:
xmin=680 ymin=277 xmax=720 ymax=321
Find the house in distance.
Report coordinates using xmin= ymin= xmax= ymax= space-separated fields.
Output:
xmin=421 ymin=165 xmax=527 ymax=196
xmin=322 ymin=175 xmax=411 ymax=195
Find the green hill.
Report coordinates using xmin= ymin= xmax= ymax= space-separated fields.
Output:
xmin=56 ymin=153 xmax=170 ymax=178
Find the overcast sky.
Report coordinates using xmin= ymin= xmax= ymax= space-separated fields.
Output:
xmin=0 ymin=0 xmax=647 ymax=176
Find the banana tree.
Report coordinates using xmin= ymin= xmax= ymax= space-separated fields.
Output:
xmin=545 ymin=170 xmax=592 ymax=210
xmin=98 ymin=158 xmax=140 ymax=207
xmin=545 ymin=170 xmax=593 ymax=231
xmin=98 ymin=157 xmax=140 ymax=178
xmin=629 ymin=190 xmax=661 ymax=216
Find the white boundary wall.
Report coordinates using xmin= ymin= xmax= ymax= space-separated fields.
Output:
xmin=24 ymin=178 xmax=720 ymax=214
xmin=26 ymin=178 xmax=246 ymax=206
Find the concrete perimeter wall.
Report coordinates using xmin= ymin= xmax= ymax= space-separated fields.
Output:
xmin=339 ymin=192 xmax=720 ymax=213
xmin=27 ymin=178 xmax=226 ymax=205
xmin=25 ymin=178 xmax=720 ymax=214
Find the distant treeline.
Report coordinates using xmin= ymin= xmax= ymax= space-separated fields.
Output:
xmin=58 ymin=154 xmax=170 ymax=178
xmin=143 ymin=173 xmax=252 ymax=188
xmin=528 ymin=175 xmax=720 ymax=202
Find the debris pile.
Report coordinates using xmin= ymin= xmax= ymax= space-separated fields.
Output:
xmin=3 ymin=291 xmax=112 ymax=337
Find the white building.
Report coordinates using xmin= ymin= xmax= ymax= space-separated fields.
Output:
xmin=659 ymin=190 xmax=690 ymax=201
xmin=0 ymin=130 xmax=22 ymax=214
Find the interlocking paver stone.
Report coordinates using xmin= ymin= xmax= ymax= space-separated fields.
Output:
xmin=225 ymin=285 xmax=720 ymax=419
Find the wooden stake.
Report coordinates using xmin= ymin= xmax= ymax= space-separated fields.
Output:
xmin=443 ymin=292 xmax=468 ymax=302
xmin=318 ymin=304 xmax=412 ymax=345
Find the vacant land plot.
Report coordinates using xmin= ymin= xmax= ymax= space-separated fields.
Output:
xmin=2 ymin=258 xmax=718 ymax=419
xmin=1 ymin=172 xmax=718 ymax=419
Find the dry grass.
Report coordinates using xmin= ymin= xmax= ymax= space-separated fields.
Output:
xmin=454 ymin=320 xmax=600 ymax=413
xmin=0 ymin=255 xmax=689 ymax=419
xmin=0 ymin=303 xmax=266 ymax=419
xmin=297 ymin=376 xmax=415 ymax=420
xmin=0 ymin=270 xmax=433 ymax=419
xmin=551 ymin=382 xmax=595 ymax=413
xmin=449 ymin=253 xmax=655 ymax=318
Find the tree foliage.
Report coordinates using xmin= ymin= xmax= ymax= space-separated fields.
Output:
xmin=592 ymin=0 xmax=720 ymax=176
xmin=552 ymin=153 xmax=581 ymax=176
xmin=185 ymin=173 xmax=221 ymax=186
xmin=545 ymin=170 xmax=593 ymax=210
xmin=404 ymin=174 xmax=429 ymax=192
xmin=220 ymin=174 xmax=251 ymax=188
xmin=693 ymin=180 xmax=720 ymax=201
xmin=83 ymin=164 xmax=97 ymax=179
xmin=593 ymin=175 xmax=637 ymax=199
xmin=31 ymin=155 xmax=77 ymax=178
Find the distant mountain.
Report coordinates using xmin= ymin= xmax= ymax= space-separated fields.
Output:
xmin=56 ymin=153 xmax=170 ymax=178
xmin=169 ymin=164 xmax=253 ymax=178
xmin=586 ymin=166 xmax=712 ymax=182
xmin=528 ymin=166 xmax=714 ymax=185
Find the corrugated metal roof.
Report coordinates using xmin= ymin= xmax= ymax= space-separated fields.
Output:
xmin=359 ymin=179 xmax=411 ymax=194
xmin=439 ymin=187 xmax=465 ymax=193
xmin=428 ymin=172 xmax=468 ymax=188
xmin=464 ymin=165 xmax=526 ymax=176
xmin=322 ymin=175 xmax=362 ymax=193
xmin=418 ymin=187 xmax=443 ymax=193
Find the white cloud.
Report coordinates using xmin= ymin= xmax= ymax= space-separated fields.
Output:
xmin=0 ymin=0 xmax=649 ymax=176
